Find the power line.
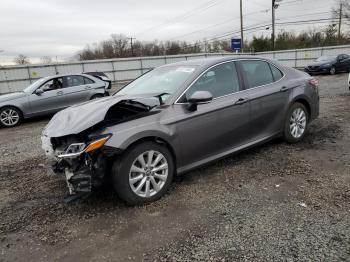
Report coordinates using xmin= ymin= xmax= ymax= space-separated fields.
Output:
xmin=182 ymin=17 xmax=337 ymax=50
xmin=168 ymin=8 xmax=271 ymax=41
xmin=135 ymin=0 xmax=226 ymax=38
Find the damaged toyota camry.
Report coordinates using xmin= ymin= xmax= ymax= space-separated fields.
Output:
xmin=41 ymin=56 xmax=319 ymax=205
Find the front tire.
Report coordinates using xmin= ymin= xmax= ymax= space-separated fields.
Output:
xmin=329 ymin=66 xmax=336 ymax=75
xmin=283 ymin=103 xmax=308 ymax=143
xmin=112 ymin=141 xmax=174 ymax=205
xmin=0 ymin=106 xmax=23 ymax=127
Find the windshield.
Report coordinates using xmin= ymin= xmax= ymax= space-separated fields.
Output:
xmin=23 ymin=77 xmax=48 ymax=93
xmin=315 ymin=56 xmax=336 ymax=62
xmin=116 ymin=65 xmax=197 ymax=100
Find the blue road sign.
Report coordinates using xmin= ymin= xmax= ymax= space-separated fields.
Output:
xmin=231 ymin=38 xmax=241 ymax=51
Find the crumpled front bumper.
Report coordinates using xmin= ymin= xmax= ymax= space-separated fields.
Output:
xmin=41 ymin=135 xmax=108 ymax=196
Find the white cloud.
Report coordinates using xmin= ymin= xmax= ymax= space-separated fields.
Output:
xmin=0 ymin=0 xmax=336 ymax=65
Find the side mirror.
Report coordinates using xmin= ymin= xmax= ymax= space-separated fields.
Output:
xmin=187 ymin=91 xmax=213 ymax=111
xmin=35 ymin=88 xmax=44 ymax=95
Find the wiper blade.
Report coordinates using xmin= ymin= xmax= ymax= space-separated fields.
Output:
xmin=154 ymin=92 xmax=170 ymax=105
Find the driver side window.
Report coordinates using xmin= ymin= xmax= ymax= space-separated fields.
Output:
xmin=182 ymin=61 xmax=240 ymax=102
xmin=41 ymin=77 xmax=63 ymax=92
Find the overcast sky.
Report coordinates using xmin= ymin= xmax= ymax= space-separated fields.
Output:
xmin=0 ymin=0 xmax=341 ymax=65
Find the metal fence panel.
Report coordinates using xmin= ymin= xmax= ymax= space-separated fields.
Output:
xmin=114 ymin=69 xmax=142 ymax=81
xmin=56 ymin=64 xmax=83 ymax=75
xmin=29 ymin=66 xmax=56 ymax=80
xmin=165 ymin=57 xmax=187 ymax=63
xmin=142 ymin=58 xmax=166 ymax=68
xmin=113 ymin=60 xmax=140 ymax=70
xmin=83 ymin=62 xmax=113 ymax=72
xmin=1 ymin=67 xmax=29 ymax=81
xmin=1 ymin=44 xmax=350 ymax=93
xmin=0 ymin=79 xmax=31 ymax=92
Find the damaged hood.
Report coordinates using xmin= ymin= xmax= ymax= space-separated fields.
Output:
xmin=43 ymin=94 xmax=160 ymax=138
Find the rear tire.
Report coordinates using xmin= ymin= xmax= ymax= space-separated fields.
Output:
xmin=329 ymin=66 xmax=336 ymax=75
xmin=283 ymin=103 xmax=308 ymax=143
xmin=112 ymin=141 xmax=174 ymax=205
xmin=0 ymin=106 xmax=23 ymax=128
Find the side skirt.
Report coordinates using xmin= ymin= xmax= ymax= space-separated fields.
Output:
xmin=176 ymin=134 xmax=280 ymax=175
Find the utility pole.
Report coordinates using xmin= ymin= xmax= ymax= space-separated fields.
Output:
xmin=271 ymin=0 xmax=276 ymax=51
xmin=130 ymin=37 xmax=136 ymax=56
xmin=271 ymin=0 xmax=282 ymax=51
xmin=338 ymin=2 xmax=343 ymax=43
xmin=240 ymin=0 xmax=244 ymax=52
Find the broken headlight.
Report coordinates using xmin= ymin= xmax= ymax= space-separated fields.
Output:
xmin=58 ymin=134 xmax=112 ymax=159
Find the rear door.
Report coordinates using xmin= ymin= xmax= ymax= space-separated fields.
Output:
xmin=62 ymin=75 xmax=93 ymax=106
xmin=28 ymin=77 xmax=67 ymax=116
xmin=238 ymin=59 xmax=291 ymax=141
xmin=175 ymin=61 xmax=251 ymax=169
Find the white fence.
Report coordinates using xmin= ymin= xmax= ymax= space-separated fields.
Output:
xmin=1 ymin=44 xmax=350 ymax=93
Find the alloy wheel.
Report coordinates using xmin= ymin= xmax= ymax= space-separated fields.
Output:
xmin=0 ymin=108 xmax=20 ymax=127
xmin=129 ymin=150 xmax=168 ymax=198
xmin=289 ymin=107 xmax=307 ymax=139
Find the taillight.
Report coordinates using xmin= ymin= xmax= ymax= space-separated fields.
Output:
xmin=309 ymin=78 xmax=319 ymax=88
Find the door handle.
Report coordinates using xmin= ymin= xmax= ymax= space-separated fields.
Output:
xmin=234 ymin=97 xmax=249 ymax=105
xmin=280 ymin=86 xmax=289 ymax=92
xmin=85 ymin=86 xmax=91 ymax=90
xmin=57 ymin=91 xmax=64 ymax=95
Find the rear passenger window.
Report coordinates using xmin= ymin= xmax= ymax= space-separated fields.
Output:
xmin=270 ymin=64 xmax=283 ymax=81
xmin=240 ymin=60 xmax=274 ymax=88
xmin=184 ymin=61 xmax=240 ymax=100
xmin=84 ymin=77 xmax=95 ymax=84
xmin=65 ymin=75 xmax=85 ymax=87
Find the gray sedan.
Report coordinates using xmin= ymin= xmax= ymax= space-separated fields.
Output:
xmin=0 ymin=73 xmax=109 ymax=127
xmin=42 ymin=56 xmax=319 ymax=205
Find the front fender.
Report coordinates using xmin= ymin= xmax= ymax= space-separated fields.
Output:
xmin=103 ymin=124 xmax=179 ymax=153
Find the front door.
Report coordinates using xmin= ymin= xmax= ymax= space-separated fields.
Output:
xmin=175 ymin=61 xmax=251 ymax=170
xmin=29 ymin=77 xmax=67 ymax=116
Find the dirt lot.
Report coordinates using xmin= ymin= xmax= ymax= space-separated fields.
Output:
xmin=0 ymin=74 xmax=349 ymax=262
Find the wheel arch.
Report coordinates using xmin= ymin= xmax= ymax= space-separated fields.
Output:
xmin=121 ymin=136 xmax=177 ymax=170
xmin=291 ymin=96 xmax=311 ymax=118
xmin=0 ymin=105 xmax=24 ymax=117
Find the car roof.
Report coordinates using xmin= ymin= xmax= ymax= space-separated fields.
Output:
xmin=39 ymin=73 xmax=96 ymax=80
xmin=159 ymin=55 xmax=276 ymax=69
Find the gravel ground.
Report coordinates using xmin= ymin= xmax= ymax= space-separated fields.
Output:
xmin=0 ymin=74 xmax=349 ymax=262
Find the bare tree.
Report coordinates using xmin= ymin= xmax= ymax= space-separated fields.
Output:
xmin=40 ymin=56 xmax=52 ymax=64
xmin=14 ymin=54 xmax=30 ymax=65
xmin=111 ymin=34 xmax=129 ymax=57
